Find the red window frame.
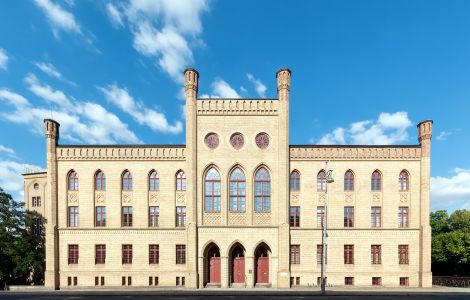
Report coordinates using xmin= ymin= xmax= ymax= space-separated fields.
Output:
xmin=289 ymin=206 xmax=300 ymax=227
xmin=229 ymin=168 xmax=246 ymax=211
xmin=149 ymin=206 xmax=159 ymax=227
xmin=317 ymin=206 xmax=326 ymax=228
xmin=122 ymin=206 xmax=133 ymax=227
xmin=149 ymin=170 xmax=159 ymax=191
xmin=290 ymin=245 xmax=300 ymax=264
xmin=254 ymin=168 xmax=271 ymax=212
xmin=176 ymin=206 xmax=186 ymax=227
xmin=398 ymin=207 xmax=409 ymax=228
xmin=317 ymin=170 xmax=326 ymax=192
xmin=68 ymin=206 xmax=79 ymax=227
xmin=344 ymin=206 xmax=354 ymax=227
xmin=345 ymin=277 xmax=354 ymax=285
xmin=344 ymin=245 xmax=354 ymax=264
xmin=95 ymin=244 xmax=106 ymax=264
xmin=68 ymin=244 xmax=79 ymax=264
xmin=371 ymin=245 xmax=381 ymax=264
xmin=344 ymin=170 xmax=354 ymax=191
xmin=371 ymin=171 xmax=382 ymax=191
xmin=290 ymin=171 xmax=300 ymax=191
xmin=68 ymin=171 xmax=78 ymax=191
xmin=400 ymin=277 xmax=409 ymax=286
xmin=95 ymin=171 xmax=106 ymax=191
xmin=371 ymin=207 xmax=381 ymax=228
xmin=176 ymin=245 xmax=186 ymax=264
xmin=372 ymin=277 xmax=382 ymax=286
xmin=176 ymin=171 xmax=186 ymax=191
xmin=149 ymin=244 xmax=159 ymax=264
xmin=399 ymin=171 xmax=409 ymax=192
xmin=316 ymin=244 xmax=327 ymax=264
xmin=122 ymin=171 xmax=132 ymax=191
xmin=95 ymin=206 xmax=106 ymax=227
xmin=204 ymin=169 xmax=221 ymax=212
xmin=399 ymin=245 xmax=409 ymax=264
xmin=122 ymin=244 xmax=133 ymax=264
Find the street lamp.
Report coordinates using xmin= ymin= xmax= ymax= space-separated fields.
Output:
xmin=321 ymin=161 xmax=334 ymax=296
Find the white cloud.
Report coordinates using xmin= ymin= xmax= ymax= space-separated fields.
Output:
xmin=99 ymin=84 xmax=183 ymax=134
xmin=0 ymin=145 xmax=16 ymax=157
xmin=431 ymin=168 xmax=470 ymax=211
xmin=25 ymin=73 xmax=75 ymax=109
xmin=200 ymin=79 xmax=241 ymax=99
xmin=34 ymin=0 xmax=81 ymax=36
xmin=33 ymin=61 xmax=77 ymax=86
xmin=0 ymin=48 xmax=8 ymax=71
xmin=247 ymin=73 xmax=267 ymax=98
xmin=106 ymin=3 xmax=124 ymax=28
xmin=315 ymin=112 xmax=413 ymax=145
xmin=436 ymin=131 xmax=451 ymax=141
xmin=0 ymin=160 xmax=45 ymax=202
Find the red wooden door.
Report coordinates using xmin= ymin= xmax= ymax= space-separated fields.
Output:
xmin=257 ymin=257 xmax=269 ymax=283
xmin=233 ymin=257 xmax=245 ymax=283
xmin=210 ymin=257 xmax=221 ymax=283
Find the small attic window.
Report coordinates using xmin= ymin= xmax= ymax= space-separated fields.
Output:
xmin=34 ymin=183 xmax=39 ymax=190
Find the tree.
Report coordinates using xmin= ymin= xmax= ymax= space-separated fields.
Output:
xmin=430 ymin=210 xmax=451 ymax=234
xmin=449 ymin=210 xmax=470 ymax=233
xmin=432 ymin=231 xmax=470 ymax=276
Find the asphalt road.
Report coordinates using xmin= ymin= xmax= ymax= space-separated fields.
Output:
xmin=1 ymin=291 xmax=470 ymax=300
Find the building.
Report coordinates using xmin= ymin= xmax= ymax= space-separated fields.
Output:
xmin=23 ymin=68 xmax=433 ymax=289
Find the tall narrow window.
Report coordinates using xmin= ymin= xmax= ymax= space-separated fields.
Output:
xmin=95 ymin=206 xmax=106 ymax=227
xmin=371 ymin=245 xmax=381 ymax=264
xmin=176 ymin=206 xmax=186 ymax=227
xmin=149 ymin=170 xmax=159 ymax=191
xmin=67 ymin=170 xmax=78 ymax=191
xmin=317 ymin=206 xmax=326 ymax=228
xmin=122 ymin=170 xmax=132 ymax=191
xmin=317 ymin=170 xmax=326 ymax=192
xmin=122 ymin=206 xmax=133 ymax=227
xmin=122 ymin=244 xmax=133 ymax=264
xmin=370 ymin=207 xmax=381 ymax=228
xmin=68 ymin=206 xmax=79 ymax=227
xmin=95 ymin=244 xmax=106 ymax=264
xmin=399 ymin=245 xmax=409 ymax=264
xmin=229 ymin=168 xmax=246 ymax=211
xmin=204 ymin=168 xmax=221 ymax=212
xmin=344 ymin=206 xmax=354 ymax=227
xmin=176 ymin=171 xmax=186 ymax=191
xmin=254 ymin=167 xmax=271 ymax=212
xmin=149 ymin=206 xmax=159 ymax=227
xmin=344 ymin=170 xmax=354 ymax=191
xmin=68 ymin=244 xmax=79 ymax=264
xmin=290 ymin=170 xmax=300 ymax=191
xmin=95 ymin=171 xmax=106 ymax=191
xmin=399 ymin=170 xmax=409 ymax=192
xmin=176 ymin=245 xmax=186 ymax=264
xmin=344 ymin=245 xmax=354 ymax=264
xmin=149 ymin=244 xmax=159 ymax=264
xmin=398 ymin=207 xmax=409 ymax=228
xmin=290 ymin=245 xmax=300 ymax=264
xmin=317 ymin=244 xmax=327 ymax=264
xmin=289 ymin=206 xmax=300 ymax=227
xmin=371 ymin=170 xmax=382 ymax=191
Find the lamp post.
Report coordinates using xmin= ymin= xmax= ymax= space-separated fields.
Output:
xmin=321 ymin=161 xmax=334 ymax=296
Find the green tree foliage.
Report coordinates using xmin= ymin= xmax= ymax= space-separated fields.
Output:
xmin=431 ymin=209 xmax=470 ymax=276
xmin=0 ymin=188 xmax=45 ymax=289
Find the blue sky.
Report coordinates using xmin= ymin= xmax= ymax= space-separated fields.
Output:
xmin=0 ymin=0 xmax=469 ymax=212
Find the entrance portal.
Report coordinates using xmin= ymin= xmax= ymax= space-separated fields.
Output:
xmin=230 ymin=245 xmax=245 ymax=285
xmin=255 ymin=244 xmax=270 ymax=285
xmin=204 ymin=244 xmax=221 ymax=286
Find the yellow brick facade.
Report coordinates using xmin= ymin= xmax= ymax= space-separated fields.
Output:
xmin=23 ymin=68 xmax=433 ymax=290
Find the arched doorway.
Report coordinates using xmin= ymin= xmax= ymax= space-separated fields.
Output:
xmin=254 ymin=243 xmax=270 ymax=285
xmin=229 ymin=244 xmax=245 ymax=286
xmin=204 ymin=243 xmax=221 ymax=286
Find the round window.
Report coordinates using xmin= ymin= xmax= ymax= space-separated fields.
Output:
xmin=255 ymin=132 xmax=270 ymax=149
xmin=230 ymin=133 xmax=244 ymax=150
xmin=204 ymin=132 xmax=219 ymax=149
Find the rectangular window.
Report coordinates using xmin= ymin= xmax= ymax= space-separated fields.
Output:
xmin=176 ymin=277 xmax=180 ymax=286
xmin=176 ymin=245 xmax=186 ymax=264
xmin=149 ymin=244 xmax=159 ymax=264
xmin=149 ymin=206 xmax=159 ymax=227
xmin=345 ymin=277 xmax=354 ymax=286
xmin=95 ymin=244 xmax=106 ymax=264
xmin=289 ymin=206 xmax=300 ymax=227
xmin=149 ymin=277 xmax=153 ymax=286
xmin=372 ymin=277 xmax=382 ymax=286
xmin=127 ymin=276 xmax=132 ymax=286
xmin=371 ymin=207 xmax=381 ymax=228
xmin=398 ymin=207 xmax=409 ymax=228
xmin=101 ymin=276 xmax=104 ymax=286
xmin=344 ymin=245 xmax=354 ymax=264
xmin=95 ymin=206 xmax=106 ymax=227
xmin=155 ymin=277 xmax=159 ymax=286
xmin=290 ymin=245 xmax=300 ymax=264
xmin=122 ymin=276 xmax=126 ymax=286
xmin=95 ymin=276 xmax=99 ymax=286
xmin=182 ymin=277 xmax=185 ymax=286
xmin=122 ymin=206 xmax=133 ymax=227
xmin=68 ymin=206 xmax=79 ymax=227
xmin=73 ymin=277 xmax=77 ymax=286
xmin=400 ymin=277 xmax=409 ymax=286
xmin=317 ymin=277 xmax=327 ymax=286
xmin=371 ymin=245 xmax=381 ymax=264
xmin=344 ymin=206 xmax=354 ymax=227
xmin=316 ymin=244 xmax=327 ymax=264
xmin=176 ymin=206 xmax=186 ymax=227
xmin=32 ymin=196 xmax=41 ymax=207
xmin=296 ymin=277 xmax=300 ymax=285
xmin=317 ymin=206 xmax=326 ymax=228
xmin=122 ymin=244 xmax=133 ymax=264
xmin=68 ymin=276 xmax=72 ymax=286
xmin=399 ymin=245 xmax=409 ymax=265
xmin=68 ymin=244 xmax=79 ymax=264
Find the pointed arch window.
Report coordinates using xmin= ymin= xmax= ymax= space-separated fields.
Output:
xmin=68 ymin=170 xmax=78 ymax=191
xmin=344 ymin=170 xmax=354 ymax=191
xmin=317 ymin=170 xmax=326 ymax=192
xmin=254 ymin=167 xmax=271 ymax=212
xmin=399 ymin=171 xmax=409 ymax=192
xmin=371 ymin=170 xmax=382 ymax=191
xmin=290 ymin=171 xmax=300 ymax=191
xmin=95 ymin=171 xmax=106 ymax=191
xmin=149 ymin=170 xmax=159 ymax=191
xmin=204 ymin=168 xmax=221 ymax=212
xmin=229 ymin=168 xmax=246 ymax=211
xmin=176 ymin=171 xmax=186 ymax=191
xmin=122 ymin=170 xmax=133 ymax=191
